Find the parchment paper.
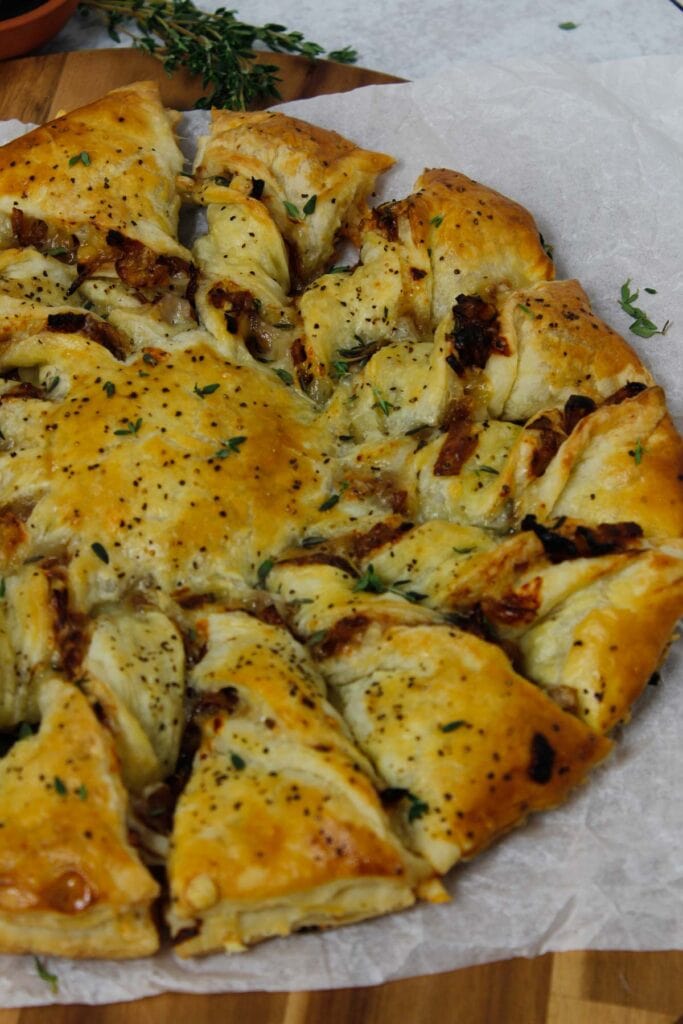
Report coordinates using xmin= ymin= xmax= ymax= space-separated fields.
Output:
xmin=0 ymin=55 xmax=681 ymax=1006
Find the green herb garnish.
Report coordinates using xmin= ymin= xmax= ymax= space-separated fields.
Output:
xmin=114 ymin=417 xmax=142 ymax=436
xmin=308 ymin=628 xmax=328 ymax=646
xmin=33 ymin=956 xmax=58 ymax=994
xmin=372 ymin=386 xmax=395 ymax=416
xmin=517 ymin=303 xmax=534 ymax=317
xmin=619 ymin=279 xmax=670 ymax=339
xmin=632 ymin=439 xmax=645 ymax=465
xmin=301 ymin=535 xmax=325 ymax=548
xmin=76 ymin=784 xmax=88 ymax=800
xmin=69 ymin=151 xmax=91 ymax=166
xmin=353 ymin=564 xmax=386 ymax=594
xmin=559 ymin=21 xmax=579 ymax=30
xmin=407 ymin=796 xmax=429 ymax=822
xmin=283 ymin=200 xmax=303 ymax=221
xmin=230 ymin=753 xmax=246 ymax=770
xmin=79 ymin=0 xmax=356 ymax=110
xmin=328 ymin=265 xmax=352 ymax=274
xmin=274 ymin=368 xmax=294 ymax=385
xmin=302 ymin=194 xmax=317 ymax=216
xmin=103 ymin=380 xmax=115 ymax=397
xmin=440 ymin=720 xmax=468 ymax=733
xmin=215 ymin=435 xmax=247 ymax=458
xmin=53 ymin=776 xmax=67 ymax=796
xmin=332 ymin=360 xmax=350 ymax=378
xmin=194 ymin=382 xmax=220 ymax=398
xmin=91 ymin=542 xmax=109 ymax=564
xmin=257 ymin=558 xmax=274 ymax=584
xmin=430 ymin=214 xmax=444 ymax=227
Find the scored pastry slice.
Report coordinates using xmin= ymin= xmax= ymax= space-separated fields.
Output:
xmin=489 ymin=530 xmax=683 ymax=733
xmin=295 ymin=227 xmax=434 ymax=383
xmin=193 ymin=110 xmax=394 ymax=285
xmin=516 ymin=385 xmax=683 ymax=540
xmin=351 ymin=517 xmax=683 ymax=733
xmin=188 ymin=180 xmax=303 ymax=375
xmin=0 ymin=676 xmax=159 ymax=957
xmin=267 ymin=562 xmax=610 ymax=874
xmin=82 ymin=604 xmax=186 ymax=793
xmin=0 ymin=562 xmax=62 ymax=729
xmin=474 ymin=279 xmax=654 ymax=421
xmin=322 ymin=314 xmax=460 ymax=442
xmin=366 ymin=168 xmax=554 ymax=327
xmin=167 ymin=610 xmax=440 ymax=955
xmin=0 ymin=81 xmax=191 ymax=294
xmin=0 ymin=247 xmax=190 ymax=355
xmin=330 ymin=623 xmax=611 ymax=874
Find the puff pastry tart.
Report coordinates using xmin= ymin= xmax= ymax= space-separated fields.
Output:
xmin=0 ymin=82 xmax=680 ymax=961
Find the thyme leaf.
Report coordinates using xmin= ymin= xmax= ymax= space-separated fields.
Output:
xmin=214 ymin=435 xmax=247 ymax=458
xmin=257 ymin=558 xmax=274 ymax=584
xmin=194 ymin=382 xmax=220 ymax=398
xmin=34 ymin=956 xmax=59 ymax=994
xmin=91 ymin=542 xmax=109 ymax=564
xmin=619 ymin=279 xmax=670 ymax=338
xmin=113 ymin=417 xmax=142 ymax=436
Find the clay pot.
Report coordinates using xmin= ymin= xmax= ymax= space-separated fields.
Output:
xmin=0 ymin=0 xmax=79 ymax=61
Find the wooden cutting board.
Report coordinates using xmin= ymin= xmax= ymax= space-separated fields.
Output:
xmin=0 ymin=46 xmax=680 ymax=1024
xmin=0 ymin=46 xmax=402 ymax=121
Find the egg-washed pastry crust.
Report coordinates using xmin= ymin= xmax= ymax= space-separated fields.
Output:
xmin=0 ymin=81 xmax=680 ymax=961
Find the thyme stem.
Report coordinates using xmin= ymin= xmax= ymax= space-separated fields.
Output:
xmin=78 ymin=1 xmax=358 ymax=110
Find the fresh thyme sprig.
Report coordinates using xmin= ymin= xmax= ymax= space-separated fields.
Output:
xmin=78 ymin=1 xmax=358 ymax=110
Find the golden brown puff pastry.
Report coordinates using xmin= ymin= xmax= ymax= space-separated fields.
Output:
xmin=0 ymin=82 xmax=190 ymax=276
xmin=325 ymin=622 xmax=610 ymax=873
xmin=0 ymin=327 xmax=339 ymax=606
xmin=83 ymin=606 xmax=186 ymax=793
xmin=263 ymin=567 xmax=610 ymax=873
xmin=167 ymin=611 xmax=441 ymax=954
xmin=366 ymin=168 xmax=554 ymax=326
xmin=517 ymin=386 xmax=683 ymax=540
xmin=189 ymin=183 xmax=302 ymax=374
xmin=76 ymin=276 xmax=198 ymax=350
xmin=354 ymin=517 xmax=682 ymax=733
xmin=323 ymin=321 xmax=460 ymax=443
xmin=0 ymin=563 xmax=58 ymax=728
xmin=492 ymin=540 xmax=683 ymax=733
xmin=0 ymin=89 xmax=680 ymax=963
xmin=193 ymin=110 xmax=394 ymax=284
xmin=296 ymin=229 xmax=433 ymax=381
xmin=0 ymin=250 xmax=153 ymax=361
xmin=483 ymin=279 xmax=654 ymax=421
xmin=0 ymin=248 xmax=78 ymax=308
xmin=0 ymin=676 xmax=159 ymax=957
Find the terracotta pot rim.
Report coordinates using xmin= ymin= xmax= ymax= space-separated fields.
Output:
xmin=0 ymin=0 xmax=76 ymax=32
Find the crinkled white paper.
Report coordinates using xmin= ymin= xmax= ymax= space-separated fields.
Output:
xmin=0 ymin=55 xmax=681 ymax=1006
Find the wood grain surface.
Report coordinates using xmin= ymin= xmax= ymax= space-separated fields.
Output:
xmin=0 ymin=46 xmax=680 ymax=1024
